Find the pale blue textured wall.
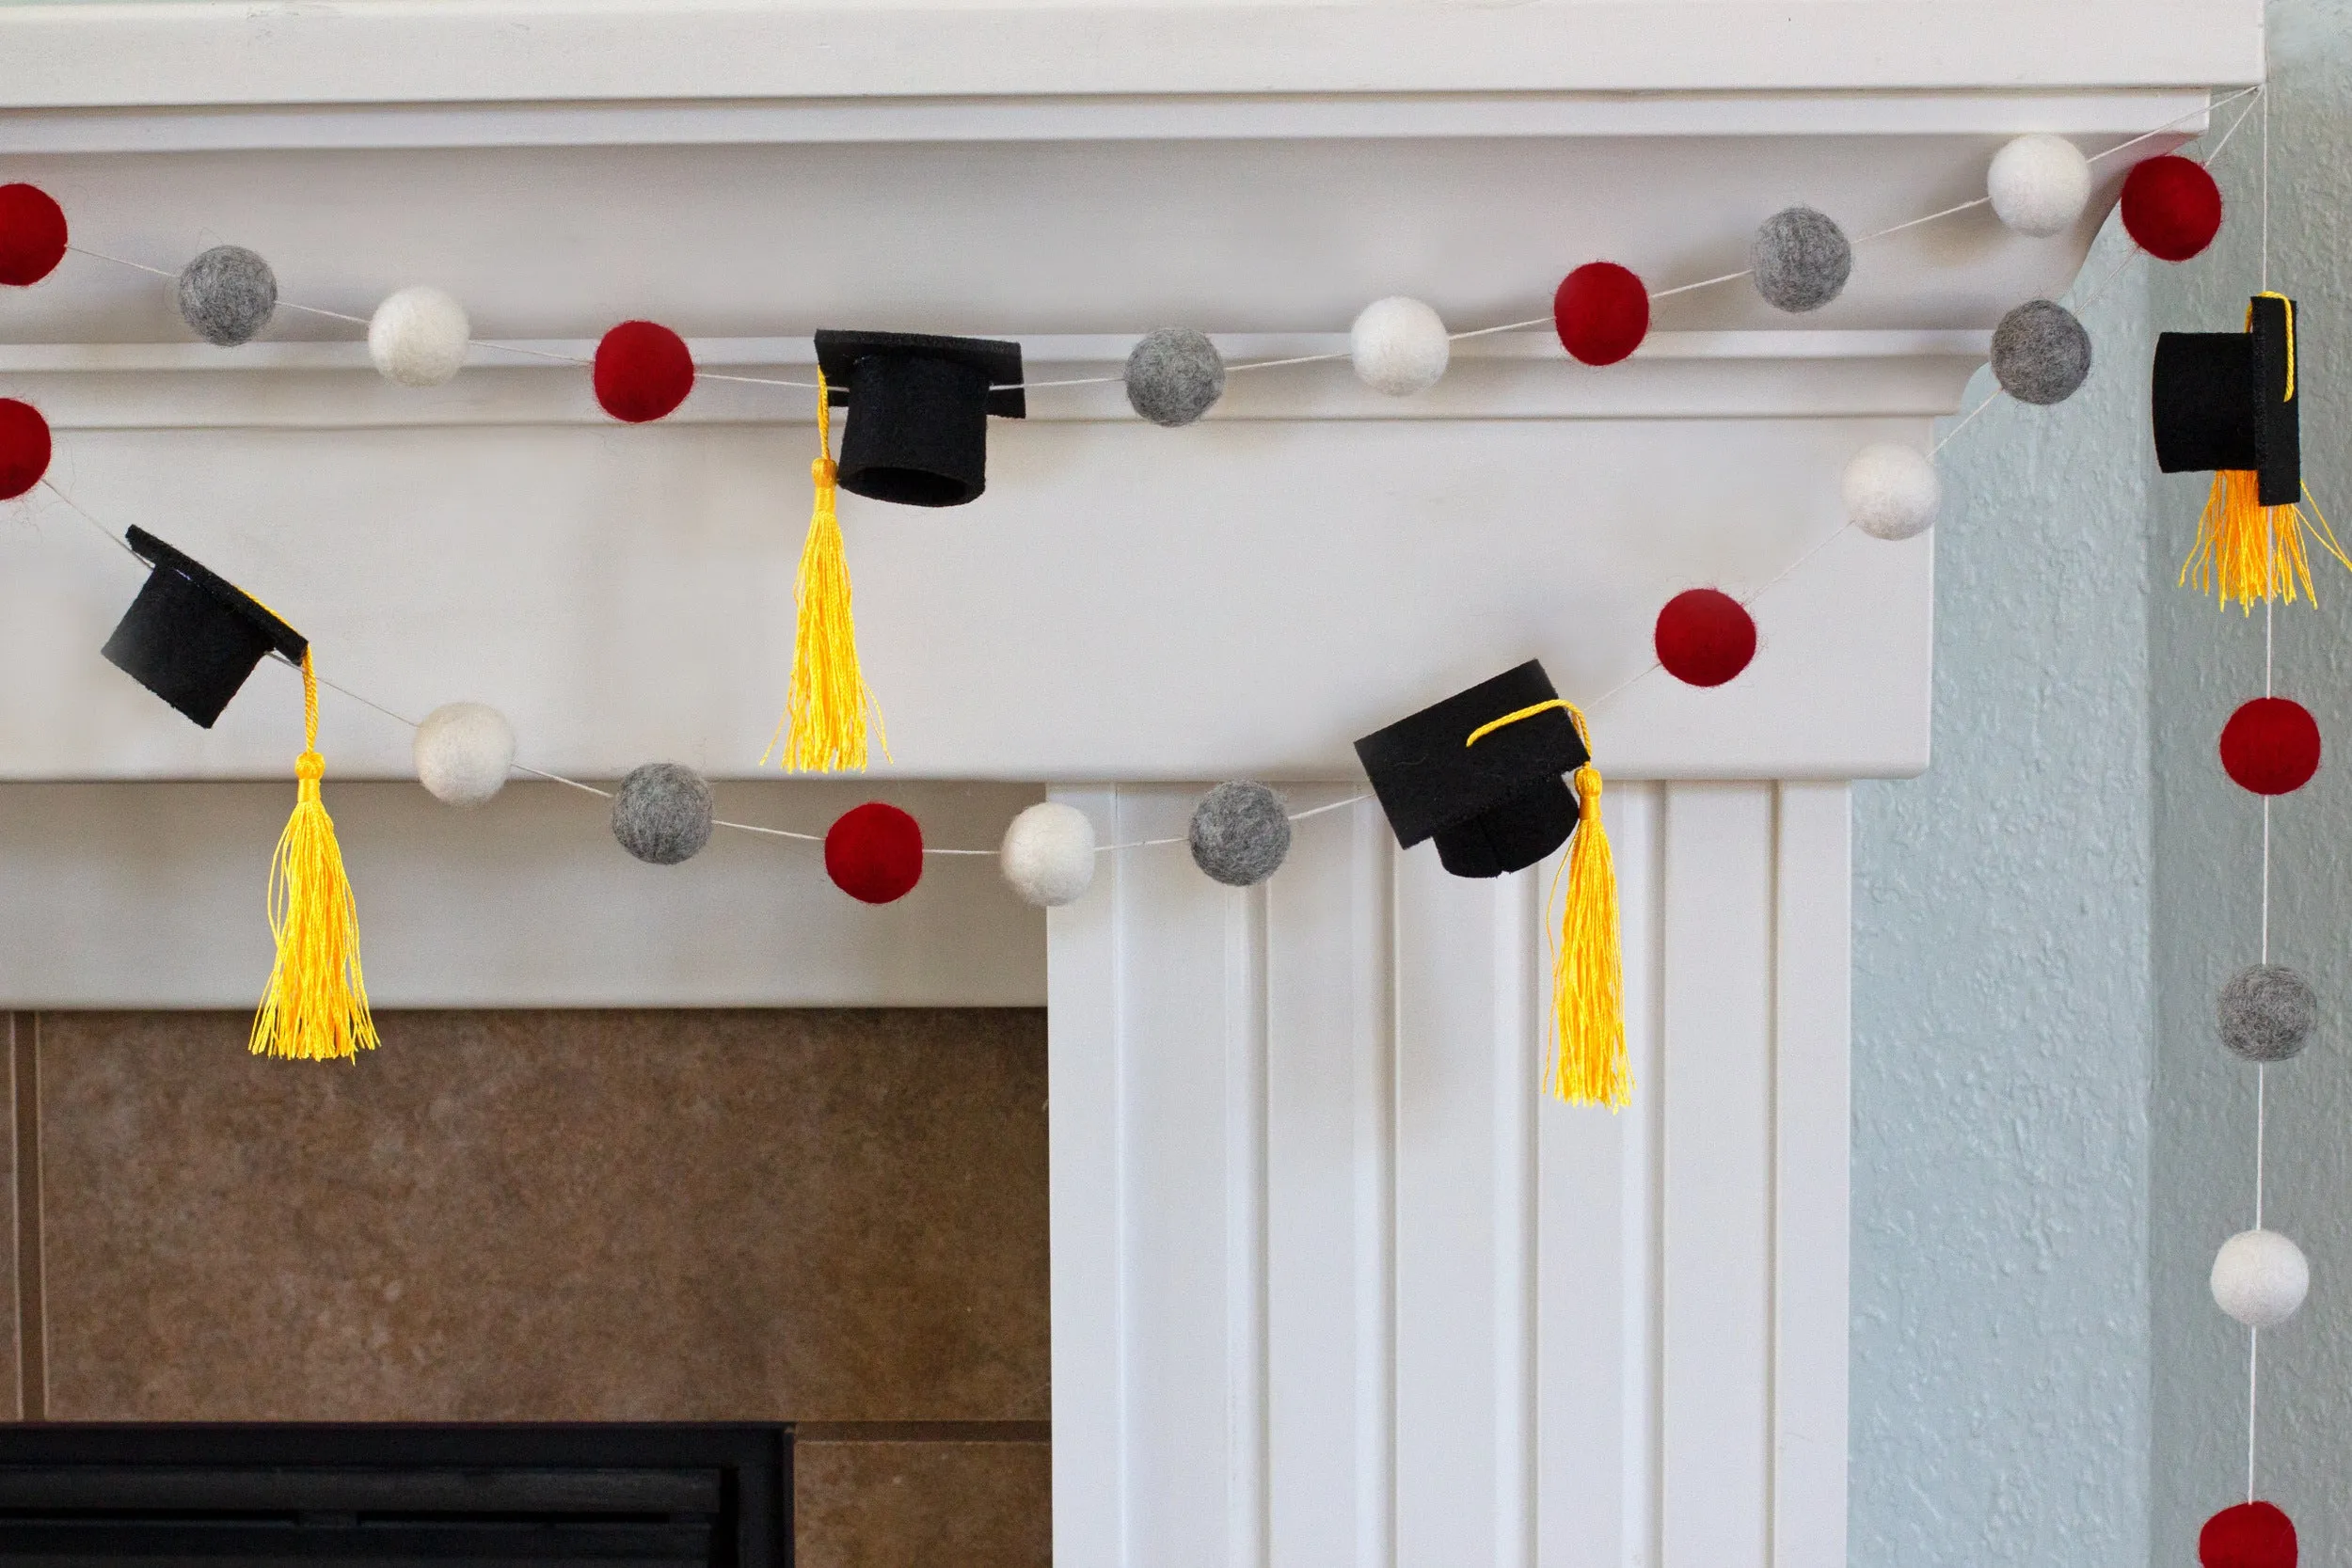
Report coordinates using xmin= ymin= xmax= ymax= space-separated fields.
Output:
xmin=1857 ymin=18 xmax=2352 ymax=1560
xmin=2150 ymin=5 xmax=2352 ymax=1560
xmin=1850 ymin=219 xmax=2156 ymax=1567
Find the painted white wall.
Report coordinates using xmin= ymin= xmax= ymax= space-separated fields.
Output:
xmin=1049 ymin=781 xmax=1850 ymax=1568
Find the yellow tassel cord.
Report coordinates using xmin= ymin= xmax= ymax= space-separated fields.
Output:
xmin=766 ymin=369 xmax=887 ymax=772
xmin=249 ymin=650 xmax=378 ymax=1062
xmin=2178 ymin=469 xmax=2351 ymax=611
xmin=1548 ymin=745 xmax=1629 ymax=1110
xmin=1466 ymin=698 xmax=1629 ymax=1109
xmin=2177 ymin=293 xmax=2350 ymax=610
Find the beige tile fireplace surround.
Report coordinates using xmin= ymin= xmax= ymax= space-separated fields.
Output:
xmin=0 ymin=1008 xmax=1050 ymax=1567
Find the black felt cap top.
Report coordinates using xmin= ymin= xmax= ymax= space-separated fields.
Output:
xmin=2153 ymin=293 xmax=2300 ymax=507
xmin=814 ymin=329 xmax=1025 ymax=508
xmin=102 ymin=527 xmax=307 ymax=729
xmin=1354 ymin=660 xmax=1591 ymax=879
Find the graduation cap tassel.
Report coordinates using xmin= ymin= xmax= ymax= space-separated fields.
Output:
xmin=2179 ymin=469 xmax=2350 ymax=610
xmin=769 ymin=370 xmax=886 ymax=772
xmin=250 ymin=650 xmax=378 ymax=1062
xmin=1548 ymin=708 xmax=1629 ymax=1110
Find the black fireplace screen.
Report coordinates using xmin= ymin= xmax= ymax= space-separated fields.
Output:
xmin=0 ymin=1423 xmax=791 ymax=1565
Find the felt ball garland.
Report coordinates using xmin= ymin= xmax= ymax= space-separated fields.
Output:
xmin=1991 ymin=299 xmax=2091 ymax=405
xmin=1986 ymin=133 xmax=2093 ymax=238
xmin=369 ymin=286 xmax=472 ymax=388
xmin=1190 ymin=781 xmax=1292 ymax=887
xmin=1749 ymin=206 xmax=1851 ymax=314
xmin=826 ymin=801 xmax=925 ymax=903
xmin=1553 ymin=262 xmax=1650 ymax=367
xmin=1125 ymin=327 xmax=1226 ymax=427
xmin=1654 ymin=588 xmax=1756 ymax=687
xmin=2122 ymin=154 xmax=2225 ymax=262
xmin=0 ymin=398 xmax=52 ymax=501
xmin=2211 ymin=1228 xmax=2309 ymax=1329
xmin=2219 ymin=697 xmax=2320 ymax=796
xmin=1350 ymin=297 xmax=1449 ymax=396
xmin=0 ymin=182 xmax=68 ymax=288
xmin=1000 ymin=800 xmax=1096 ymax=908
xmin=177 ymin=245 xmax=278 ymax=347
xmin=611 ymin=762 xmax=715 ymax=863
xmin=414 ymin=702 xmax=516 ymax=807
xmin=594 ymin=320 xmax=695 ymax=423
xmin=2201 ymin=1501 xmax=2297 ymax=1568
xmin=2218 ymin=964 xmax=2316 ymax=1063
xmin=1842 ymin=443 xmax=1941 ymax=541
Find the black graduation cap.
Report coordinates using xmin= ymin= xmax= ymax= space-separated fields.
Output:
xmin=2153 ymin=293 xmax=2299 ymax=507
xmin=1354 ymin=659 xmax=1590 ymax=879
xmin=813 ymin=329 xmax=1025 ymax=508
xmin=103 ymin=526 xmax=307 ymax=728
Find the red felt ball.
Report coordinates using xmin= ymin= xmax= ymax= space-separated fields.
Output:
xmin=1654 ymin=588 xmax=1757 ymax=687
xmin=0 ymin=183 xmax=67 ymax=288
xmin=2201 ymin=1501 xmax=2296 ymax=1568
xmin=2219 ymin=697 xmax=2321 ymax=796
xmin=593 ymin=320 xmax=695 ymax=423
xmin=2122 ymin=155 xmax=2224 ymax=262
xmin=0 ymin=399 xmax=51 ymax=501
xmin=825 ymin=801 xmax=925 ymax=905
xmin=1553 ymin=261 xmax=1651 ymax=367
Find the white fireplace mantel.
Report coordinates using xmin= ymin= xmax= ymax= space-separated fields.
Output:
xmin=0 ymin=5 xmax=2260 ymax=1565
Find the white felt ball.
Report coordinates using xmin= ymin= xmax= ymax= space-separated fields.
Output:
xmin=2211 ymin=1228 xmax=2310 ymax=1328
xmin=1987 ymin=134 xmax=2094 ymax=238
xmin=1000 ymin=801 xmax=1097 ymax=908
xmin=1841 ymin=443 xmax=1942 ymax=541
xmin=1351 ymin=296 xmax=1450 ymax=396
xmin=368 ymin=285 xmax=471 ymax=388
xmin=413 ymin=701 xmax=516 ymax=807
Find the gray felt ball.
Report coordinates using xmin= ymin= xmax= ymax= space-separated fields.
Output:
xmin=1991 ymin=299 xmax=2091 ymax=405
xmin=176 ymin=245 xmax=278 ymax=347
xmin=1125 ymin=327 xmax=1226 ymax=427
xmin=611 ymin=762 xmax=715 ymax=865
xmin=1189 ymin=781 xmax=1292 ymax=887
xmin=1749 ymin=206 xmax=1852 ymax=314
xmin=2218 ymin=964 xmax=2317 ymax=1062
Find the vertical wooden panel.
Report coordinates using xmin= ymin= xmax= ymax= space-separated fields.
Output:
xmin=1536 ymin=781 xmax=1662 ymax=1568
xmin=1772 ymin=784 xmax=1851 ymax=1568
xmin=1048 ymin=786 xmax=1127 ymax=1568
xmin=1110 ymin=788 xmax=1244 ymax=1568
xmin=1393 ymin=836 xmax=1534 ymax=1568
xmin=1265 ymin=792 xmax=1391 ymax=1568
xmin=1659 ymin=782 xmax=1775 ymax=1568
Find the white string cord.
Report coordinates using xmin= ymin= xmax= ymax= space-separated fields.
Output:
xmin=2202 ymin=87 xmax=2265 ymax=168
xmin=2245 ymin=77 xmax=2274 ymax=1508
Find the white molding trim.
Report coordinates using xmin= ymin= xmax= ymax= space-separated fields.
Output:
xmin=2 ymin=330 xmax=1994 ymax=429
xmin=0 ymin=1 xmax=2263 ymax=110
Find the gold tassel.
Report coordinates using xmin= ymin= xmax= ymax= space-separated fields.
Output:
xmin=1547 ymin=707 xmax=1629 ymax=1110
xmin=766 ymin=370 xmax=886 ymax=772
xmin=250 ymin=650 xmax=377 ymax=1063
xmin=2177 ymin=469 xmax=2352 ymax=611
